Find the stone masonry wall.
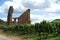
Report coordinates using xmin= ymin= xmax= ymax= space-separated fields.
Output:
xmin=7 ymin=6 xmax=13 ymax=25
xmin=18 ymin=9 xmax=31 ymax=24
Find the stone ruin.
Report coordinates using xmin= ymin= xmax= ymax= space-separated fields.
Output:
xmin=7 ymin=6 xmax=13 ymax=25
xmin=7 ymin=6 xmax=31 ymax=25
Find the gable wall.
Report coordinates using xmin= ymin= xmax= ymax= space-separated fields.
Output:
xmin=18 ymin=9 xmax=31 ymax=24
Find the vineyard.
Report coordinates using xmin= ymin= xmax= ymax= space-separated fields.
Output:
xmin=0 ymin=20 xmax=60 ymax=40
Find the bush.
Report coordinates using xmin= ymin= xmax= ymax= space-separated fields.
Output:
xmin=0 ymin=20 xmax=60 ymax=39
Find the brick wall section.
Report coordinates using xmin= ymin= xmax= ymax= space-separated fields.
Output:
xmin=18 ymin=9 xmax=31 ymax=24
xmin=7 ymin=6 xmax=13 ymax=25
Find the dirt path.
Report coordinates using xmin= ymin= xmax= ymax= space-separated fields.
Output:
xmin=0 ymin=31 xmax=22 ymax=40
xmin=0 ymin=35 xmax=12 ymax=40
xmin=0 ymin=31 xmax=28 ymax=40
xmin=0 ymin=34 xmax=22 ymax=40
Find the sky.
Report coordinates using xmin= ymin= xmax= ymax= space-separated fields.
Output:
xmin=0 ymin=0 xmax=60 ymax=24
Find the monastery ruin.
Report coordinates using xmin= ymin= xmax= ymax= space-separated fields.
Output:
xmin=7 ymin=6 xmax=31 ymax=25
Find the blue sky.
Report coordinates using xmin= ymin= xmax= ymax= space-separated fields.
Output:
xmin=0 ymin=0 xmax=60 ymax=24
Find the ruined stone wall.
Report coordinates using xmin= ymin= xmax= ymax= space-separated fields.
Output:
xmin=7 ymin=6 xmax=31 ymax=25
xmin=18 ymin=9 xmax=31 ymax=24
xmin=7 ymin=6 xmax=13 ymax=25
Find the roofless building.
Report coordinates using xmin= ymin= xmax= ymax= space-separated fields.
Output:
xmin=7 ymin=6 xmax=31 ymax=25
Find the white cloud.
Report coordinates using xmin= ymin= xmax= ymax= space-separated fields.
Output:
xmin=0 ymin=0 xmax=60 ymax=24
xmin=0 ymin=0 xmax=25 ymax=13
xmin=0 ymin=0 xmax=59 ymax=13
xmin=0 ymin=0 xmax=50 ymax=13
xmin=30 ymin=14 xmax=46 ymax=24
xmin=0 ymin=6 xmax=5 ymax=13
xmin=45 ymin=3 xmax=60 ymax=12
xmin=13 ymin=0 xmax=22 ymax=3
xmin=5 ymin=1 xmax=24 ymax=10
xmin=26 ymin=0 xmax=45 ymax=4
xmin=30 ymin=12 xmax=60 ymax=24
xmin=0 ymin=18 xmax=7 ymax=21
xmin=23 ymin=0 xmax=50 ymax=10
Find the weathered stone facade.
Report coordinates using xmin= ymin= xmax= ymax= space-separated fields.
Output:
xmin=7 ymin=6 xmax=31 ymax=25
xmin=7 ymin=6 xmax=13 ymax=25
xmin=18 ymin=9 xmax=31 ymax=24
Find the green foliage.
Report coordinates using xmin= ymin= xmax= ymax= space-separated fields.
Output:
xmin=0 ymin=20 xmax=60 ymax=40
